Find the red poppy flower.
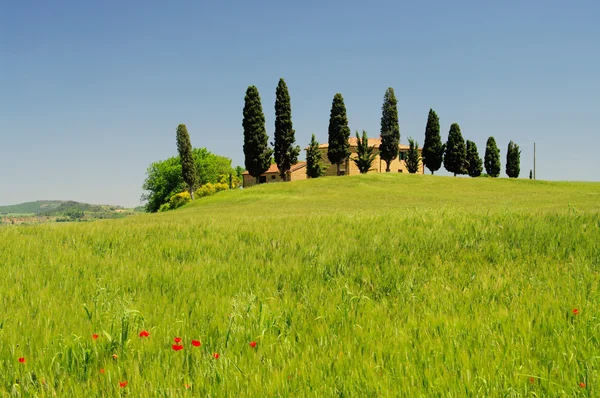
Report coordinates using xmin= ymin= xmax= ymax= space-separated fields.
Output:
xmin=92 ymin=333 xmax=99 ymax=340
xmin=112 ymin=354 xmax=118 ymax=359
xmin=579 ymin=382 xmax=586 ymax=388
xmin=174 ymin=337 xmax=182 ymax=343
xmin=184 ymin=384 xmax=191 ymax=389
xmin=529 ymin=377 xmax=534 ymax=384
xmin=119 ymin=381 xmax=128 ymax=388
xmin=139 ymin=330 xmax=150 ymax=338
xmin=573 ymin=308 xmax=579 ymax=315
xmin=172 ymin=344 xmax=184 ymax=351
xmin=18 ymin=357 xmax=25 ymax=363
xmin=99 ymin=369 xmax=105 ymax=374
xmin=249 ymin=341 xmax=257 ymax=348
xmin=192 ymin=340 xmax=201 ymax=347
xmin=213 ymin=353 xmax=219 ymax=359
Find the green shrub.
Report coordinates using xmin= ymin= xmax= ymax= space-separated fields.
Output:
xmin=158 ymin=203 xmax=171 ymax=212
xmin=195 ymin=183 xmax=216 ymax=198
xmin=168 ymin=192 xmax=191 ymax=210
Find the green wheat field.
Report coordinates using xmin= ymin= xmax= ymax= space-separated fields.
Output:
xmin=1 ymin=174 xmax=599 ymax=397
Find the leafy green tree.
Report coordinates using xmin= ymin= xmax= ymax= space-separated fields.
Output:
xmin=176 ymin=124 xmax=198 ymax=199
xmin=243 ymin=86 xmax=273 ymax=184
xmin=443 ymin=123 xmax=467 ymax=176
xmin=484 ymin=136 xmax=501 ymax=177
xmin=405 ymin=137 xmax=421 ymax=173
xmin=306 ymin=134 xmax=325 ymax=178
xmin=466 ymin=140 xmax=483 ymax=177
xmin=235 ymin=166 xmax=245 ymax=181
xmin=327 ymin=93 xmax=351 ymax=175
xmin=352 ymin=130 xmax=377 ymax=174
xmin=273 ymin=78 xmax=300 ymax=181
xmin=378 ymin=87 xmax=400 ymax=172
xmin=142 ymin=149 xmax=235 ymax=212
xmin=506 ymin=140 xmax=521 ymax=178
xmin=422 ymin=109 xmax=444 ymax=174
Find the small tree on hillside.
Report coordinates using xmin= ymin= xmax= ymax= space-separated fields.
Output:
xmin=306 ymin=134 xmax=325 ymax=178
xmin=379 ymin=87 xmax=400 ymax=172
xmin=466 ymin=140 xmax=483 ymax=177
xmin=352 ymin=130 xmax=377 ymax=174
xmin=443 ymin=123 xmax=467 ymax=176
xmin=506 ymin=140 xmax=521 ymax=178
xmin=273 ymin=78 xmax=300 ymax=181
xmin=243 ymin=86 xmax=273 ymax=184
xmin=327 ymin=93 xmax=351 ymax=175
xmin=484 ymin=136 xmax=501 ymax=177
xmin=422 ymin=109 xmax=445 ymax=174
xmin=176 ymin=124 xmax=198 ymax=199
xmin=529 ymin=170 xmax=533 ymax=180
xmin=405 ymin=137 xmax=421 ymax=173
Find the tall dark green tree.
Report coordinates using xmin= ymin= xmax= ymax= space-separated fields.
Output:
xmin=273 ymin=78 xmax=300 ymax=181
xmin=465 ymin=140 xmax=483 ymax=177
xmin=176 ymin=124 xmax=198 ymax=199
xmin=352 ymin=130 xmax=377 ymax=174
xmin=243 ymin=86 xmax=273 ymax=184
xmin=484 ymin=136 xmax=501 ymax=177
xmin=443 ymin=123 xmax=467 ymax=176
xmin=378 ymin=87 xmax=400 ymax=172
xmin=327 ymin=93 xmax=351 ymax=175
xmin=405 ymin=137 xmax=421 ymax=173
xmin=506 ymin=140 xmax=521 ymax=178
xmin=306 ymin=134 xmax=325 ymax=178
xmin=422 ymin=109 xmax=444 ymax=174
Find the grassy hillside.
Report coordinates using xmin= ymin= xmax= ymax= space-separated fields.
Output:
xmin=1 ymin=174 xmax=598 ymax=396
xmin=0 ymin=200 xmax=134 ymax=224
xmin=0 ymin=200 xmax=63 ymax=215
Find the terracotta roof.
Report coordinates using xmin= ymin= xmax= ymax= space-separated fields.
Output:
xmin=315 ymin=137 xmax=412 ymax=150
xmin=242 ymin=161 xmax=306 ymax=176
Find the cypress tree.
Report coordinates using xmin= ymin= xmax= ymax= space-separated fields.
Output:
xmin=529 ymin=170 xmax=533 ymax=180
xmin=465 ymin=140 xmax=483 ymax=177
xmin=443 ymin=123 xmax=467 ymax=176
xmin=352 ymin=130 xmax=377 ymax=174
xmin=273 ymin=78 xmax=300 ymax=181
xmin=306 ymin=134 xmax=325 ymax=178
xmin=422 ymin=109 xmax=444 ymax=174
xmin=176 ymin=124 xmax=197 ymax=199
xmin=378 ymin=88 xmax=400 ymax=172
xmin=327 ymin=93 xmax=351 ymax=175
xmin=506 ymin=140 xmax=521 ymax=178
xmin=405 ymin=137 xmax=421 ymax=173
xmin=484 ymin=136 xmax=501 ymax=177
xmin=243 ymin=86 xmax=273 ymax=184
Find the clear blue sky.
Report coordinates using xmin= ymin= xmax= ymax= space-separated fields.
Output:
xmin=1 ymin=0 xmax=598 ymax=207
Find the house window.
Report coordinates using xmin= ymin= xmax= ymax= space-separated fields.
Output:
xmin=398 ymin=169 xmax=403 ymax=173
xmin=271 ymin=175 xmax=276 ymax=180
xmin=399 ymin=152 xmax=405 ymax=161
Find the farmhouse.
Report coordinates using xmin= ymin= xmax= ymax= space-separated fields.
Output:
xmin=317 ymin=137 xmax=425 ymax=176
xmin=242 ymin=161 xmax=307 ymax=187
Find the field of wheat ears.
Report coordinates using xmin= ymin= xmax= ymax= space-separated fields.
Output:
xmin=1 ymin=174 xmax=599 ymax=397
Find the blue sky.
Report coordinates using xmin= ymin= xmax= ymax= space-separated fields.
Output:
xmin=1 ymin=0 xmax=598 ymax=207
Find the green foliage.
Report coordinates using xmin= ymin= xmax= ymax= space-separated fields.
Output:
xmin=466 ymin=140 xmax=483 ymax=177
xmin=405 ymin=137 xmax=421 ymax=173
xmin=1 ymin=176 xmax=599 ymax=395
xmin=176 ymin=124 xmax=198 ymax=198
xmin=379 ymin=87 xmax=400 ymax=171
xmin=0 ymin=200 xmax=63 ymax=215
xmin=273 ymin=78 xmax=300 ymax=181
xmin=352 ymin=130 xmax=377 ymax=174
xmin=168 ymin=191 xmax=191 ymax=210
xmin=243 ymin=86 xmax=273 ymax=183
xmin=443 ymin=123 xmax=467 ymax=176
xmin=327 ymin=93 xmax=351 ymax=175
xmin=506 ymin=140 xmax=521 ymax=178
xmin=422 ymin=109 xmax=445 ymax=174
xmin=484 ymin=136 xmax=501 ymax=177
xmin=306 ymin=134 xmax=325 ymax=178
xmin=530 ymin=170 xmax=533 ymax=180
xmin=158 ymin=203 xmax=170 ymax=212
xmin=142 ymin=148 xmax=235 ymax=212
xmin=195 ymin=183 xmax=216 ymax=198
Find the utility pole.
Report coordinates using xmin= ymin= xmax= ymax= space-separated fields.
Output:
xmin=533 ymin=142 xmax=536 ymax=180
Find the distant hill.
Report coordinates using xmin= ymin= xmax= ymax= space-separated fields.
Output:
xmin=0 ymin=200 xmax=64 ymax=215
xmin=0 ymin=200 xmax=135 ymax=224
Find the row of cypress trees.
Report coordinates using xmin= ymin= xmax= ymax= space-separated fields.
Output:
xmin=422 ymin=109 xmax=521 ymax=178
